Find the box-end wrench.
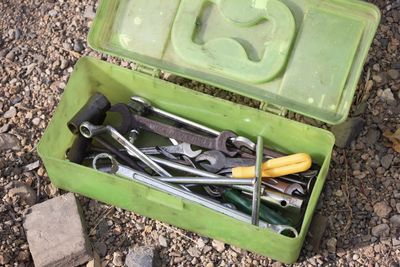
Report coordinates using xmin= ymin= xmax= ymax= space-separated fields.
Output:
xmin=92 ymin=153 xmax=298 ymax=237
xmin=129 ymin=96 xmax=284 ymax=158
xmin=196 ymin=150 xmax=256 ymax=173
xmin=140 ymin=143 xmax=202 ymax=159
xmin=110 ymin=103 xmax=238 ymax=157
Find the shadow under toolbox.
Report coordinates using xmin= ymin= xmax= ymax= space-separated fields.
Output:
xmin=37 ymin=0 xmax=379 ymax=263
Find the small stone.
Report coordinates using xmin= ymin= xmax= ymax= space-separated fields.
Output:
xmin=44 ymin=183 xmax=58 ymax=197
xmin=8 ymin=182 xmax=37 ymax=206
xmin=373 ymin=201 xmax=392 ymax=218
xmin=125 ymin=246 xmax=159 ymax=267
xmin=396 ymin=203 xmax=400 ymax=213
xmin=17 ymin=250 xmax=30 ymax=262
xmin=48 ymin=10 xmax=58 ymax=16
xmin=388 ymin=69 xmax=400 ymax=80
xmin=331 ymin=117 xmax=365 ymax=148
xmin=326 ymin=238 xmax=337 ymax=253
xmin=158 ymin=235 xmax=167 ymax=247
xmin=0 ymin=133 xmax=20 ymax=151
xmin=271 ymin=262 xmax=283 ymax=267
xmin=24 ymin=160 xmax=40 ymax=171
xmin=371 ymin=224 xmax=390 ymax=237
xmin=211 ymin=239 xmax=225 ymax=253
xmin=3 ymin=106 xmax=16 ymax=118
xmin=5 ymin=50 xmax=15 ymax=61
xmin=372 ymin=74 xmax=383 ymax=83
xmin=390 ymin=215 xmax=400 ymax=228
xmin=0 ymin=253 xmax=10 ymax=265
xmin=206 ymin=262 xmax=214 ymax=267
xmin=393 ymin=237 xmax=400 ymax=247
xmin=365 ymin=128 xmax=380 ymax=145
xmin=381 ymin=88 xmax=396 ymax=104
xmin=381 ymin=154 xmax=394 ymax=169
xmin=32 ymin=117 xmax=41 ymax=126
xmin=187 ymin=246 xmax=201 ymax=258
xmin=62 ymin=42 xmax=72 ymax=51
xmin=84 ymin=5 xmax=96 ymax=19
xmin=73 ymin=39 xmax=84 ymax=52
xmin=86 ymin=252 xmax=100 ymax=267
xmin=352 ymin=254 xmax=360 ymax=260
xmin=112 ymin=252 xmax=124 ymax=267
xmin=203 ymin=245 xmax=212 ymax=254
xmin=196 ymin=238 xmax=206 ymax=250
xmin=94 ymin=242 xmax=107 ymax=257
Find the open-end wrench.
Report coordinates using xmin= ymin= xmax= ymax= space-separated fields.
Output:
xmin=92 ymin=153 xmax=298 ymax=237
xmin=140 ymin=143 xmax=202 ymax=159
xmin=110 ymin=103 xmax=238 ymax=157
xmin=129 ymin=96 xmax=284 ymax=158
xmin=196 ymin=150 xmax=256 ymax=173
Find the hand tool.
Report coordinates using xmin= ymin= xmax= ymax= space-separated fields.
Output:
xmin=140 ymin=143 xmax=202 ymax=159
xmin=231 ymin=153 xmax=312 ymax=178
xmin=129 ymin=96 xmax=284 ymax=158
xmin=92 ymin=153 xmax=298 ymax=237
xmin=242 ymin=190 xmax=304 ymax=212
xmin=278 ymin=174 xmax=317 ymax=194
xmin=110 ymin=103 xmax=239 ymax=157
xmin=251 ymin=136 xmax=264 ymax=226
xmin=196 ymin=150 xmax=256 ymax=173
xmin=93 ymin=154 xmax=255 ymax=186
xmin=66 ymin=93 xmax=112 ymax=163
xmin=67 ymin=93 xmax=111 ymax=134
xmin=263 ymin=179 xmax=305 ymax=196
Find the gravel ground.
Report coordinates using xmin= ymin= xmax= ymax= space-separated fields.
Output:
xmin=0 ymin=0 xmax=399 ymax=266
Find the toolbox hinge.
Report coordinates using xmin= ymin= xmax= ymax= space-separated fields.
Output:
xmin=134 ymin=64 xmax=161 ymax=78
xmin=259 ymin=101 xmax=288 ymax=117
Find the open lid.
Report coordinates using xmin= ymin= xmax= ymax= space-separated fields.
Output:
xmin=88 ymin=0 xmax=380 ymax=124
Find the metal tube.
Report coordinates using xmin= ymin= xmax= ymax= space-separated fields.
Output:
xmin=158 ymin=177 xmax=255 ymax=185
xmin=251 ymin=136 xmax=263 ymax=226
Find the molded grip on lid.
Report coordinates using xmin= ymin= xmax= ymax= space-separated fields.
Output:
xmin=171 ymin=0 xmax=296 ymax=83
xmin=232 ymin=153 xmax=312 ymax=179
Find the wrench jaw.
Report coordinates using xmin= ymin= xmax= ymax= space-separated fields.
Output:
xmin=195 ymin=150 xmax=226 ymax=173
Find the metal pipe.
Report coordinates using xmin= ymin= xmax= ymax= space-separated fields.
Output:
xmin=251 ymin=136 xmax=263 ymax=226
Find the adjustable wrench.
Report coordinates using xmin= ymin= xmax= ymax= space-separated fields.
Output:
xmin=92 ymin=153 xmax=298 ymax=237
xmin=110 ymin=103 xmax=238 ymax=157
xmin=129 ymin=96 xmax=284 ymax=158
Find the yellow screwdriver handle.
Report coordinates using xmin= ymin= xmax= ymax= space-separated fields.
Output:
xmin=231 ymin=153 xmax=312 ymax=179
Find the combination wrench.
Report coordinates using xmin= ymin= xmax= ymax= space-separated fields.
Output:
xmin=92 ymin=153 xmax=298 ymax=237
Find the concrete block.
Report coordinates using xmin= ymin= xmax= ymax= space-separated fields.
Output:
xmin=23 ymin=193 xmax=93 ymax=267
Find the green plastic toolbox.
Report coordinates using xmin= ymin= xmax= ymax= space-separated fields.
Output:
xmin=37 ymin=0 xmax=379 ymax=263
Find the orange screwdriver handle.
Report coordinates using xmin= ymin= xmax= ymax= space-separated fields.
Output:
xmin=231 ymin=153 xmax=312 ymax=179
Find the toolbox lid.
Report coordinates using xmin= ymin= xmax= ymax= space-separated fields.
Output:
xmin=88 ymin=0 xmax=380 ymax=124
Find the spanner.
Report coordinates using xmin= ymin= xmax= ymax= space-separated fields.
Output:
xmin=196 ymin=150 xmax=256 ymax=173
xmin=110 ymin=103 xmax=238 ymax=157
xmin=263 ymin=178 xmax=305 ymax=196
xmin=140 ymin=143 xmax=202 ymax=158
xmin=92 ymin=153 xmax=298 ymax=236
xmin=129 ymin=96 xmax=284 ymax=158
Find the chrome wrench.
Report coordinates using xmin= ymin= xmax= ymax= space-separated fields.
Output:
xmin=92 ymin=153 xmax=298 ymax=236
xmin=140 ymin=143 xmax=202 ymax=158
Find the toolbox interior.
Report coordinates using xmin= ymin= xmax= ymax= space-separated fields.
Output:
xmin=38 ymin=56 xmax=334 ymax=263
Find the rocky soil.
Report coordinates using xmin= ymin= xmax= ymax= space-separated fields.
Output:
xmin=0 ymin=0 xmax=399 ymax=266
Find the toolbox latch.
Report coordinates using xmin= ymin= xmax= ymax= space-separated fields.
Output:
xmin=259 ymin=102 xmax=288 ymax=117
xmin=134 ymin=64 xmax=161 ymax=78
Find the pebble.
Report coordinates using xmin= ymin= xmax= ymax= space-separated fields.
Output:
xmin=5 ymin=50 xmax=15 ymax=61
xmin=389 ymin=214 xmax=400 ymax=228
xmin=380 ymin=154 xmax=394 ymax=169
xmin=24 ymin=160 xmax=40 ymax=171
xmin=365 ymin=128 xmax=380 ymax=145
xmin=373 ymin=201 xmax=392 ymax=218
xmin=371 ymin=224 xmax=390 ymax=237
xmin=196 ymin=238 xmax=206 ymax=250
xmin=48 ymin=10 xmax=58 ymax=17
xmin=211 ymin=239 xmax=225 ymax=253
xmin=7 ymin=182 xmax=37 ymax=206
xmin=387 ymin=69 xmax=400 ymax=79
xmin=0 ymin=133 xmax=20 ymax=151
xmin=187 ymin=246 xmax=201 ymax=258
xmin=158 ymin=235 xmax=168 ymax=247
xmin=3 ymin=106 xmax=17 ymax=118
xmin=206 ymin=262 xmax=214 ymax=267
xmin=94 ymin=242 xmax=107 ymax=257
xmin=84 ymin=5 xmax=96 ymax=19
xmin=352 ymin=253 xmax=360 ymax=260
xmin=44 ymin=183 xmax=58 ymax=197
xmin=0 ymin=253 xmax=10 ymax=265
xmin=73 ymin=39 xmax=84 ymax=52
xmin=380 ymin=88 xmax=396 ymax=104
xmin=32 ymin=117 xmax=41 ymax=126
xmin=326 ymin=238 xmax=337 ymax=253
xmin=112 ymin=252 xmax=124 ymax=267
xmin=125 ymin=246 xmax=159 ymax=267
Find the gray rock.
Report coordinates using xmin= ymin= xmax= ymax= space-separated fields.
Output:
xmin=393 ymin=237 xmax=400 ymax=247
xmin=24 ymin=160 xmax=40 ymax=171
xmin=388 ymin=69 xmax=400 ymax=79
xmin=381 ymin=88 xmax=396 ymax=104
xmin=158 ymin=235 xmax=167 ymax=247
xmin=381 ymin=154 xmax=394 ymax=169
xmin=331 ymin=117 xmax=365 ymax=148
xmin=73 ymin=39 xmax=84 ymax=52
xmin=84 ymin=5 xmax=96 ymax=19
xmin=62 ymin=42 xmax=73 ymax=51
xmin=7 ymin=182 xmax=37 ymax=206
xmin=125 ymin=246 xmax=160 ymax=267
xmin=23 ymin=193 xmax=93 ymax=267
xmin=93 ymin=242 xmax=107 ymax=257
xmin=5 ymin=50 xmax=15 ymax=61
xmin=371 ymin=224 xmax=390 ymax=237
xmin=0 ymin=133 xmax=20 ymax=151
xmin=326 ymin=238 xmax=337 ymax=253
xmin=365 ymin=128 xmax=380 ymax=145
xmin=48 ymin=10 xmax=58 ymax=17
xmin=3 ymin=106 xmax=16 ymax=118
xmin=373 ymin=201 xmax=392 ymax=218
xmin=32 ymin=117 xmax=41 ymax=126
xmin=211 ymin=239 xmax=225 ymax=253
xmin=389 ymin=214 xmax=400 ymax=228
